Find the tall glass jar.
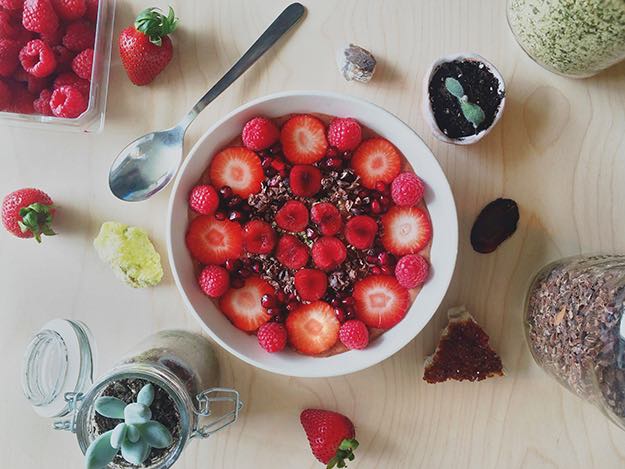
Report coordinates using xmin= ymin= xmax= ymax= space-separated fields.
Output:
xmin=525 ymin=255 xmax=625 ymax=429
xmin=507 ymin=0 xmax=625 ymax=77
xmin=23 ymin=327 xmax=241 ymax=469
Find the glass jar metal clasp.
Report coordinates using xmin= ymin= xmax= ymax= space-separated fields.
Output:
xmin=52 ymin=392 xmax=84 ymax=433
xmin=192 ymin=388 xmax=243 ymax=439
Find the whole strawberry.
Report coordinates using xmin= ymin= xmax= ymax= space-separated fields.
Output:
xmin=300 ymin=409 xmax=359 ymax=468
xmin=1 ymin=188 xmax=56 ymax=242
xmin=118 ymin=6 xmax=178 ymax=86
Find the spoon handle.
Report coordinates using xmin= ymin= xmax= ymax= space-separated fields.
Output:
xmin=179 ymin=3 xmax=306 ymax=129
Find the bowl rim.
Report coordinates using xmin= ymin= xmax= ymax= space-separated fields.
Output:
xmin=167 ymin=90 xmax=458 ymax=378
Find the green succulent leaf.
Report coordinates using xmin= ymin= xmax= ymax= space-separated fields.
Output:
xmin=111 ymin=423 xmax=127 ymax=449
xmin=94 ymin=397 xmax=126 ymax=419
xmin=140 ymin=421 xmax=173 ymax=449
xmin=137 ymin=384 xmax=155 ymax=407
xmin=121 ymin=436 xmax=150 ymax=466
xmin=445 ymin=77 xmax=464 ymax=99
xmin=460 ymin=99 xmax=486 ymax=128
xmin=124 ymin=403 xmax=152 ymax=425
xmin=126 ymin=424 xmax=141 ymax=443
xmin=85 ymin=430 xmax=118 ymax=469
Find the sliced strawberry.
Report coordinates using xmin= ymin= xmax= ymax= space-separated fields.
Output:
xmin=243 ymin=219 xmax=276 ymax=254
xmin=289 ymin=164 xmax=321 ymax=197
xmin=353 ymin=275 xmax=410 ymax=329
xmin=350 ymin=138 xmax=402 ymax=189
xmin=380 ymin=206 xmax=432 ymax=255
xmin=185 ymin=216 xmax=243 ymax=265
xmin=310 ymin=202 xmax=342 ymax=236
xmin=286 ymin=301 xmax=339 ymax=355
xmin=281 ymin=114 xmax=328 ymax=164
xmin=209 ymin=146 xmax=264 ymax=198
xmin=311 ymin=236 xmax=347 ymax=271
xmin=294 ymin=269 xmax=328 ymax=302
xmin=275 ymin=234 xmax=309 ymax=270
xmin=345 ymin=215 xmax=378 ymax=250
xmin=276 ymin=200 xmax=309 ymax=232
xmin=219 ymin=277 xmax=274 ymax=332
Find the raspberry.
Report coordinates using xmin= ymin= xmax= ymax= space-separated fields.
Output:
xmin=243 ymin=219 xmax=276 ymax=255
xmin=53 ymin=71 xmax=89 ymax=96
xmin=50 ymin=84 xmax=87 ymax=117
xmin=275 ymin=234 xmax=309 ymax=270
xmin=51 ymin=0 xmax=87 ymax=21
xmin=188 ymin=184 xmax=219 ymax=215
xmin=310 ymin=202 xmax=342 ymax=236
xmin=33 ymin=88 xmax=53 ymax=115
xmin=311 ymin=236 xmax=347 ymax=271
xmin=394 ymin=254 xmax=429 ymax=289
xmin=391 ymin=172 xmax=425 ymax=207
xmin=52 ymin=45 xmax=73 ymax=72
xmin=327 ymin=117 xmax=362 ymax=152
xmin=62 ymin=19 xmax=94 ymax=51
xmin=26 ymin=75 xmax=49 ymax=94
xmin=23 ymin=0 xmax=59 ymax=35
xmin=339 ymin=319 xmax=369 ymax=350
xmin=71 ymin=47 xmax=92 ymax=80
xmin=198 ymin=265 xmax=230 ymax=298
xmin=242 ymin=116 xmax=280 ymax=151
xmin=8 ymin=84 xmax=34 ymax=114
xmin=257 ymin=322 xmax=287 ymax=353
xmin=39 ymin=26 xmax=64 ymax=46
xmin=275 ymin=200 xmax=309 ymax=233
xmin=294 ymin=268 xmax=328 ymax=302
xmin=289 ymin=165 xmax=321 ymax=198
xmin=19 ymin=39 xmax=57 ymax=77
xmin=0 ymin=79 xmax=11 ymax=109
xmin=0 ymin=11 xmax=19 ymax=39
xmin=0 ymin=38 xmax=20 ymax=77
xmin=0 ymin=0 xmax=25 ymax=9
xmin=344 ymin=215 xmax=378 ymax=250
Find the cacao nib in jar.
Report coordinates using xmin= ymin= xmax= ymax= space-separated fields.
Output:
xmin=525 ymin=255 xmax=625 ymax=429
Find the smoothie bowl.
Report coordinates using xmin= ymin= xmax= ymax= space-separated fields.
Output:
xmin=167 ymin=91 xmax=458 ymax=378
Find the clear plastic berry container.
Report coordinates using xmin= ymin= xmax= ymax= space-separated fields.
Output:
xmin=0 ymin=0 xmax=115 ymax=133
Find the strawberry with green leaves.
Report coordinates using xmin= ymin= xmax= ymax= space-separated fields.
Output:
xmin=300 ymin=409 xmax=359 ymax=468
xmin=1 ymin=188 xmax=56 ymax=242
xmin=118 ymin=6 xmax=178 ymax=86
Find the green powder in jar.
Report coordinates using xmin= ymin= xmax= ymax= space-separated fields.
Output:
xmin=508 ymin=0 xmax=625 ymax=77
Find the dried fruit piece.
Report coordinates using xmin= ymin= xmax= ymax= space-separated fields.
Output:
xmin=336 ymin=43 xmax=376 ymax=83
xmin=423 ymin=306 xmax=504 ymax=383
xmin=470 ymin=198 xmax=519 ymax=254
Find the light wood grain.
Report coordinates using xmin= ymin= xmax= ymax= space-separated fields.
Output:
xmin=2 ymin=1 xmax=625 ymax=468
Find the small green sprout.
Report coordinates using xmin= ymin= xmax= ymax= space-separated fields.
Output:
xmin=444 ymin=77 xmax=486 ymax=129
xmin=85 ymin=384 xmax=173 ymax=469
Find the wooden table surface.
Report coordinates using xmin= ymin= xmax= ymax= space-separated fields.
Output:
xmin=2 ymin=1 xmax=625 ymax=468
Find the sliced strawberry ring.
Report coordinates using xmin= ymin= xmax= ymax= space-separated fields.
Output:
xmin=286 ymin=301 xmax=340 ymax=355
xmin=219 ymin=277 xmax=274 ymax=332
xmin=185 ymin=216 xmax=243 ymax=265
xmin=209 ymin=146 xmax=264 ymax=198
xmin=281 ymin=114 xmax=328 ymax=164
xmin=350 ymin=138 xmax=402 ymax=189
xmin=380 ymin=206 xmax=432 ymax=255
xmin=353 ymin=275 xmax=410 ymax=329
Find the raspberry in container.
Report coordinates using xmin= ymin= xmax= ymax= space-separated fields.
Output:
xmin=0 ymin=0 xmax=115 ymax=132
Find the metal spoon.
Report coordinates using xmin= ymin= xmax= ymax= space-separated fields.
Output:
xmin=109 ymin=3 xmax=306 ymax=202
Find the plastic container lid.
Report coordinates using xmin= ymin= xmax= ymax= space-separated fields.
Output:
xmin=22 ymin=319 xmax=97 ymax=418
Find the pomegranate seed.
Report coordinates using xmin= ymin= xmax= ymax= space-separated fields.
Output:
xmin=251 ymin=261 xmax=262 ymax=274
xmin=261 ymin=157 xmax=273 ymax=170
xmin=379 ymin=195 xmax=391 ymax=208
xmin=344 ymin=306 xmax=356 ymax=319
xmin=323 ymin=157 xmax=343 ymax=170
xmin=334 ymin=307 xmax=346 ymax=323
xmin=267 ymin=307 xmax=282 ymax=317
xmin=377 ymin=252 xmax=391 ymax=265
xmin=342 ymin=151 xmax=352 ymax=159
xmin=271 ymin=313 xmax=285 ymax=323
xmin=366 ymin=255 xmax=377 ymax=264
xmin=225 ymin=259 xmax=240 ymax=272
xmin=342 ymin=296 xmax=355 ymax=306
xmin=331 ymin=297 xmax=342 ymax=308
xmin=219 ymin=186 xmax=233 ymax=200
xmin=375 ymin=181 xmax=387 ymax=193
xmin=380 ymin=265 xmax=393 ymax=275
xmin=371 ymin=266 xmax=382 ymax=274
xmin=371 ymin=200 xmax=382 ymax=214
xmin=214 ymin=211 xmax=226 ymax=221
xmin=286 ymin=301 xmax=299 ymax=312
xmin=228 ymin=211 xmax=242 ymax=222
xmin=358 ymin=189 xmax=370 ymax=198
xmin=261 ymin=294 xmax=276 ymax=309
xmin=288 ymin=293 xmax=298 ymax=302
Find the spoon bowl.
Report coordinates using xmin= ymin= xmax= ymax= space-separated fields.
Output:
xmin=109 ymin=126 xmax=184 ymax=202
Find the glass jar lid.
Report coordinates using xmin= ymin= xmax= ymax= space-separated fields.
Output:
xmin=22 ymin=319 xmax=97 ymax=418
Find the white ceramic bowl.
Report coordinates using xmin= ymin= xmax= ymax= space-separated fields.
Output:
xmin=167 ymin=91 xmax=458 ymax=378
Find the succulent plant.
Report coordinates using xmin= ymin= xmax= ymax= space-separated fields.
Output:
xmin=85 ymin=384 xmax=173 ymax=469
xmin=444 ymin=77 xmax=486 ymax=129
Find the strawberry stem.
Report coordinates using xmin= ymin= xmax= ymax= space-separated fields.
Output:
xmin=18 ymin=202 xmax=55 ymax=243
xmin=134 ymin=6 xmax=178 ymax=46
xmin=327 ymin=438 xmax=359 ymax=469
